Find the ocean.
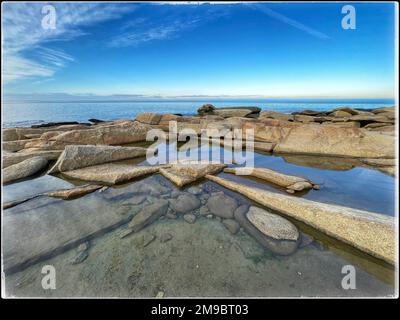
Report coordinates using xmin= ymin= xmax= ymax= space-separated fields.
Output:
xmin=2 ymin=99 xmax=395 ymax=128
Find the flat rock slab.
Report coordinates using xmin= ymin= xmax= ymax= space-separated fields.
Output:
xmin=2 ymin=175 xmax=74 ymax=203
xmin=3 ymin=156 xmax=48 ymax=184
xmin=48 ymin=145 xmax=149 ymax=173
xmin=224 ymin=167 xmax=315 ymax=193
xmin=46 ymin=184 xmax=103 ymax=200
xmin=206 ymin=175 xmax=395 ymax=265
xmin=159 ymin=162 xmax=225 ymax=187
xmin=3 ymin=193 xmax=132 ymax=274
xmin=61 ymin=164 xmax=164 ymax=184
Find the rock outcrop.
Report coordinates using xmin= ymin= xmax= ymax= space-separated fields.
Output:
xmin=49 ymin=121 xmax=150 ymax=145
xmin=48 ymin=145 xmax=149 ymax=174
xmin=274 ymin=124 xmax=395 ymax=158
xmin=61 ymin=164 xmax=165 ymax=185
xmin=3 ymin=157 xmax=48 ymax=183
xmin=224 ymin=167 xmax=317 ymax=193
xmin=206 ymin=175 xmax=395 ymax=265
xmin=3 ymin=150 xmax=62 ymax=168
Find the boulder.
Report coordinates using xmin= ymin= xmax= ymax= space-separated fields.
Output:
xmin=224 ymin=167 xmax=316 ymax=193
xmin=206 ymin=175 xmax=395 ymax=265
xmin=197 ymin=104 xmax=216 ymax=116
xmin=259 ymin=110 xmax=294 ymax=121
xmin=332 ymin=107 xmax=359 ymax=115
xmin=50 ymin=121 xmax=150 ymax=145
xmin=2 ymin=150 xmax=62 ymax=168
xmin=293 ymin=110 xmax=322 ymax=116
xmin=207 ymin=193 xmax=238 ymax=218
xmin=329 ymin=110 xmax=352 ymax=118
xmin=3 ymin=157 xmax=48 ymax=183
xmin=213 ymin=108 xmax=256 ymax=118
xmin=48 ymin=145 xmax=149 ymax=174
xmin=61 ymin=164 xmax=164 ymax=184
xmin=183 ymin=213 xmax=197 ymax=224
xmin=246 ymin=206 xmax=299 ymax=241
xmin=159 ymin=162 xmax=225 ymax=187
xmin=234 ymin=204 xmax=298 ymax=255
xmin=136 ymin=113 xmax=162 ymax=125
xmin=371 ymin=106 xmax=395 ymax=114
xmin=274 ymin=124 xmax=395 ymax=158
xmin=169 ymin=194 xmax=201 ymax=214
xmin=293 ymin=114 xmax=315 ymax=123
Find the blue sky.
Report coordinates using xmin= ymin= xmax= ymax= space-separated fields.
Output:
xmin=2 ymin=2 xmax=397 ymax=99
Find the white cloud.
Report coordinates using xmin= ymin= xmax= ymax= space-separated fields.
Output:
xmin=248 ymin=4 xmax=330 ymax=40
xmin=2 ymin=3 xmax=134 ymax=83
xmin=109 ymin=6 xmax=228 ymax=48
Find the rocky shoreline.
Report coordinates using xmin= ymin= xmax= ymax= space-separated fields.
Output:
xmin=2 ymin=104 xmax=397 ymax=275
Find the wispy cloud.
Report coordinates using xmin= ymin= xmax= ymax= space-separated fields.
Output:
xmin=2 ymin=3 xmax=134 ymax=83
xmin=248 ymin=4 xmax=330 ymax=40
xmin=109 ymin=6 xmax=229 ymax=48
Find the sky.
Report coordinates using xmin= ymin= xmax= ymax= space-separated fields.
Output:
xmin=2 ymin=2 xmax=397 ymax=99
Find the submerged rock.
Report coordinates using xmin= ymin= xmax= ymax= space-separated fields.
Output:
xmin=183 ymin=213 xmax=196 ymax=224
xmin=3 ymin=156 xmax=48 ymax=183
xmin=160 ymin=233 xmax=173 ymax=243
xmin=246 ymin=206 xmax=299 ymax=241
xmin=206 ymin=193 xmax=238 ymax=218
xmin=126 ymin=200 xmax=169 ymax=234
xmin=234 ymin=205 xmax=299 ymax=255
xmin=48 ymin=145 xmax=149 ymax=174
xmin=170 ymin=194 xmax=201 ymax=214
xmin=222 ymin=219 xmax=240 ymax=234
xmin=206 ymin=175 xmax=395 ymax=265
xmin=61 ymin=164 xmax=164 ymax=185
xmin=224 ymin=167 xmax=316 ymax=193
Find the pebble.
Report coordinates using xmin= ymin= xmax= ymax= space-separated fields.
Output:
xmin=70 ymin=250 xmax=88 ymax=265
xmin=160 ymin=233 xmax=173 ymax=243
xmin=77 ymin=242 xmax=89 ymax=252
xmin=183 ymin=213 xmax=196 ymax=224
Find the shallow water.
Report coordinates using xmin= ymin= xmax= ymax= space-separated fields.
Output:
xmin=2 ymin=144 xmax=396 ymax=297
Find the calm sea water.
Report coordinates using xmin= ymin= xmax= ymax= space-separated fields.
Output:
xmin=2 ymin=99 xmax=395 ymax=128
